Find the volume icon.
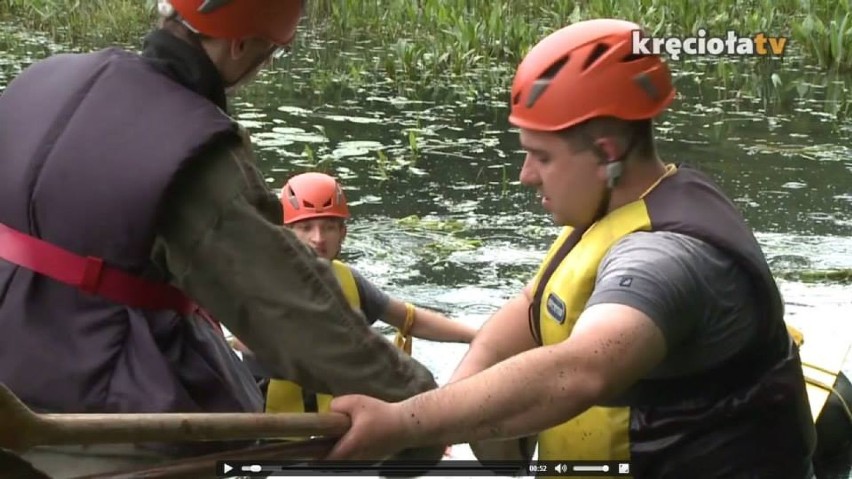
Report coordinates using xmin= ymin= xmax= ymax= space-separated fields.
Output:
xmin=555 ymin=463 xmax=567 ymax=473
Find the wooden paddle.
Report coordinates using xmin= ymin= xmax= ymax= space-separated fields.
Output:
xmin=70 ymin=437 xmax=339 ymax=479
xmin=0 ymin=383 xmax=350 ymax=451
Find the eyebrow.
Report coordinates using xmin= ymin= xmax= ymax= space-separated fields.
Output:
xmin=520 ymin=144 xmax=548 ymax=156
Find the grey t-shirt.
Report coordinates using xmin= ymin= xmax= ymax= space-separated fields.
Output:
xmin=350 ymin=267 xmax=391 ymax=326
xmin=585 ymin=230 xmax=759 ymax=384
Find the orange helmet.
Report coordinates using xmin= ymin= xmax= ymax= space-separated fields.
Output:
xmin=280 ymin=172 xmax=350 ymax=225
xmin=509 ymin=19 xmax=676 ymax=132
xmin=164 ymin=0 xmax=304 ymax=46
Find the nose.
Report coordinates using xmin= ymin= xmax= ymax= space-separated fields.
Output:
xmin=518 ymin=154 xmax=539 ymax=187
xmin=308 ymin=226 xmax=324 ymax=245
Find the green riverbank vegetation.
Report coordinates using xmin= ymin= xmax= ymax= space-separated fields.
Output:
xmin=0 ymin=0 xmax=156 ymax=46
xmin=304 ymin=0 xmax=852 ymax=71
xmin=1 ymin=0 xmax=851 ymax=103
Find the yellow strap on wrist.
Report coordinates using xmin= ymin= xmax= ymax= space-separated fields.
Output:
xmin=394 ymin=303 xmax=415 ymax=355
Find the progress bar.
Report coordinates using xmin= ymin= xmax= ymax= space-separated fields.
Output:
xmin=218 ymin=460 xmax=633 ymax=477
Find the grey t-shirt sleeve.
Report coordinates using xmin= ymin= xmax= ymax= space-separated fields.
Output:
xmin=585 ymin=231 xmax=758 ymax=373
xmin=586 ymin=231 xmax=706 ymax=348
xmin=349 ymin=267 xmax=391 ymax=325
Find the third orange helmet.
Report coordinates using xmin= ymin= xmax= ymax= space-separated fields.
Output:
xmin=280 ymin=172 xmax=350 ymax=225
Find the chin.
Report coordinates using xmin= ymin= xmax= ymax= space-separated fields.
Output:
xmin=549 ymin=212 xmax=577 ymax=228
xmin=548 ymin=212 xmax=566 ymax=226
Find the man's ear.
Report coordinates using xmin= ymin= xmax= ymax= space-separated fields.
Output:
xmin=592 ymin=137 xmax=624 ymax=187
xmin=340 ymin=223 xmax=348 ymax=243
xmin=592 ymin=137 xmax=620 ymax=164
xmin=229 ymin=38 xmax=248 ymax=60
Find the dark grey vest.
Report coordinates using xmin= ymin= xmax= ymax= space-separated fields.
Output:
xmin=0 ymin=48 xmax=263 ymax=421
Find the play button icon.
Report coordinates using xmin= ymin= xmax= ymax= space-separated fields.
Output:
xmin=218 ymin=462 xmax=233 ymax=476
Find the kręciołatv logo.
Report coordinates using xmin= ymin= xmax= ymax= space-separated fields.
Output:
xmin=631 ymin=28 xmax=788 ymax=60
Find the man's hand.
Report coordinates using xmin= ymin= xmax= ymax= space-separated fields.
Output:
xmin=325 ymin=395 xmax=411 ymax=461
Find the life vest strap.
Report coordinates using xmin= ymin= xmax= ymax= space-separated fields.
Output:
xmin=0 ymin=222 xmax=219 ymax=331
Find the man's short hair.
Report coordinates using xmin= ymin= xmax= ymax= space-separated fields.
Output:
xmin=558 ymin=117 xmax=655 ymax=161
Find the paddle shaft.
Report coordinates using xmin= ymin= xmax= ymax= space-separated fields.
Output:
xmin=0 ymin=383 xmax=350 ymax=450
xmin=71 ymin=437 xmax=338 ymax=479
xmin=32 ymin=411 xmax=350 ymax=447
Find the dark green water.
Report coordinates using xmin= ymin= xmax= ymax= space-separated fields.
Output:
xmin=1 ymin=23 xmax=850 ymax=478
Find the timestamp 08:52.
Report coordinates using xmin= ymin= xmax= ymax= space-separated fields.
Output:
xmin=528 ymin=461 xmax=632 ymax=476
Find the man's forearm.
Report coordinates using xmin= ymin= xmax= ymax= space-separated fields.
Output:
xmin=447 ymin=343 xmax=499 ymax=383
xmin=450 ymin=340 xmax=538 ymax=463
xmin=398 ymin=343 xmax=601 ymax=448
xmin=409 ymin=308 xmax=476 ymax=343
xmin=448 ymin=293 xmax=537 ymax=383
xmin=397 ymin=302 xmax=668 ymax=450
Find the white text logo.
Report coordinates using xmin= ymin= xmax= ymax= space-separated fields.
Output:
xmin=632 ymin=29 xmax=788 ymax=60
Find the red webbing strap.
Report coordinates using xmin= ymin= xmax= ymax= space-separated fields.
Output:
xmin=0 ymin=222 xmax=221 ymax=333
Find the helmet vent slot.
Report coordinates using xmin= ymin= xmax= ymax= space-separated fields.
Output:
xmin=197 ymin=0 xmax=230 ymax=14
xmin=582 ymin=43 xmax=610 ymax=71
xmin=526 ymin=54 xmax=569 ymax=108
xmin=285 ymin=188 xmax=301 ymax=209
xmin=633 ymin=72 xmax=661 ymax=101
xmin=622 ymin=53 xmax=648 ymax=62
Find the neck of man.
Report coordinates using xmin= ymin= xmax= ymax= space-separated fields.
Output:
xmin=605 ymin=153 xmax=670 ymax=214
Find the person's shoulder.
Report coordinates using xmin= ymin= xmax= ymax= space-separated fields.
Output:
xmin=337 ymin=262 xmax=391 ymax=323
xmin=161 ymin=134 xmax=250 ymax=208
xmin=156 ymin=131 xmax=280 ymax=239
xmin=597 ymin=230 xmax=741 ymax=298
xmin=344 ymin=263 xmax=384 ymax=292
xmin=604 ymin=230 xmax=732 ymax=269
xmin=591 ymin=232 xmax=741 ymax=349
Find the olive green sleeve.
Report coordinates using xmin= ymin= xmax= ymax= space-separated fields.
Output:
xmin=150 ymin=130 xmax=439 ymax=403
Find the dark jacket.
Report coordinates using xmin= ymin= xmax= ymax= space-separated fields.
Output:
xmin=0 ymin=29 xmax=440 ymax=461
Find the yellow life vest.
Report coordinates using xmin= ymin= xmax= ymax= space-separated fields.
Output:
xmin=531 ymin=166 xmax=684 ymax=465
xmin=531 ymin=200 xmax=653 ymax=465
xmin=264 ymin=260 xmax=360 ymax=414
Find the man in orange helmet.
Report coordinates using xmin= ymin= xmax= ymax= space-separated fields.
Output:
xmin=0 ymin=0 xmax=442 ymax=475
xmin=322 ymin=19 xmax=817 ymax=478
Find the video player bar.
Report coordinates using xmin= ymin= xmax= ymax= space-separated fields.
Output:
xmin=217 ymin=460 xmax=632 ymax=477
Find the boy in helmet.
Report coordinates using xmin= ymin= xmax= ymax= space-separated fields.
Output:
xmin=0 ymin=0 xmax=442 ymax=475
xmin=322 ymin=19 xmax=817 ymax=478
xmin=279 ymin=172 xmax=477 ymax=348
xmin=233 ymin=172 xmax=476 ymax=416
